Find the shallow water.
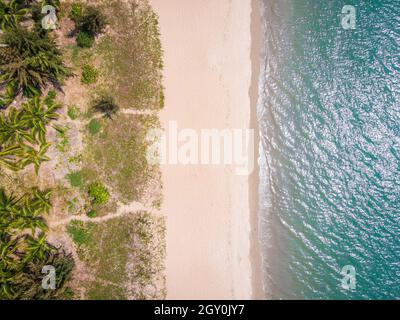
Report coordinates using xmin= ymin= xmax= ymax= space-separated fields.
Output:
xmin=258 ymin=0 xmax=400 ymax=299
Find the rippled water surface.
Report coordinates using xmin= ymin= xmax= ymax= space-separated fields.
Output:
xmin=258 ymin=0 xmax=399 ymax=299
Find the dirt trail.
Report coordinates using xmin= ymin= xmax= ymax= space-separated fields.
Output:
xmin=49 ymin=201 xmax=154 ymax=227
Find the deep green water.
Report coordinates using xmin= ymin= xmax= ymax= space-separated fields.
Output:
xmin=259 ymin=0 xmax=399 ymax=299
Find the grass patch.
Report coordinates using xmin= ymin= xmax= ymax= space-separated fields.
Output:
xmin=88 ymin=118 xmax=101 ymax=135
xmin=71 ymin=213 xmax=165 ymax=299
xmin=84 ymin=113 xmax=159 ymax=202
xmin=81 ymin=64 xmax=99 ymax=85
xmin=67 ymin=220 xmax=93 ymax=247
xmin=66 ymin=171 xmax=84 ymax=188
xmin=97 ymin=1 xmax=163 ymax=110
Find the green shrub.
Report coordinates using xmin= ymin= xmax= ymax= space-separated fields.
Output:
xmin=81 ymin=64 xmax=98 ymax=85
xmin=88 ymin=118 xmax=101 ymax=135
xmin=67 ymin=105 xmax=80 ymax=120
xmin=66 ymin=171 xmax=83 ymax=187
xmin=77 ymin=6 xmax=107 ymax=36
xmin=87 ymin=210 xmax=97 ymax=218
xmin=88 ymin=182 xmax=109 ymax=205
xmin=76 ymin=31 xmax=94 ymax=48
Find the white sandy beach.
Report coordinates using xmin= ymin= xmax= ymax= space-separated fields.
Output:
xmin=150 ymin=0 xmax=261 ymax=299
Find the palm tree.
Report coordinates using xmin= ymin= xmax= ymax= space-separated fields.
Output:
xmin=0 ymin=236 xmax=18 ymax=265
xmin=30 ymin=188 xmax=51 ymax=214
xmin=18 ymin=142 xmax=50 ymax=173
xmin=9 ymin=200 xmax=47 ymax=235
xmin=21 ymin=96 xmax=61 ymax=143
xmin=0 ymin=0 xmax=30 ymax=31
xmin=0 ymin=144 xmax=22 ymax=171
xmin=0 ymin=266 xmax=17 ymax=299
xmin=0 ymin=188 xmax=20 ymax=215
xmin=0 ymin=80 xmax=17 ymax=108
xmin=24 ymin=233 xmax=54 ymax=263
xmin=0 ymin=107 xmax=34 ymax=145
xmin=0 ymin=27 xmax=71 ymax=101
xmin=93 ymin=95 xmax=119 ymax=119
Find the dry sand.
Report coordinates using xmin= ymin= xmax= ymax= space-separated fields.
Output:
xmin=150 ymin=0 xmax=263 ymax=299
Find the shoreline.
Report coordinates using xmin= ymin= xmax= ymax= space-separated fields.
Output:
xmin=151 ymin=0 xmax=262 ymax=299
xmin=249 ymin=0 xmax=265 ymax=299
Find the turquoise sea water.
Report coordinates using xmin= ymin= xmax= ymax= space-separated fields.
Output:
xmin=258 ymin=0 xmax=399 ymax=299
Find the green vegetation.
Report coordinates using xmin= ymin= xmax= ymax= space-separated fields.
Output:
xmin=0 ymin=94 xmax=61 ymax=172
xmin=68 ymin=154 xmax=82 ymax=164
xmin=0 ymin=0 xmax=30 ymax=30
xmin=87 ymin=210 xmax=97 ymax=218
xmin=56 ymin=127 xmax=70 ymax=153
xmin=76 ymin=31 xmax=94 ymax=48
xmin=75 ymin=5 xmax=107 ymax=36
xmin=88 ymin=182 xmax=109 ymax=205
xmin=0 ymin=27 xmax=71 ymax=103
xmin=97 ymin=1 xmax=163 ymax=110
xmin=84 ymin=114 xmax=158 ymax=203
xmin=71 ymin=4 xmax=107 ymax=48
xmin=0 ymin=1 xmax=75 ymax=299
xmin=69 ymin=2 xmax=83 ymax=23
xmin=67 ymin=220 xmax=93 ymax=247
xmin=0 ymin=188 xmax=74 ymax=299
xmin=88 ymin=118 xmax=101 ymax=135
xmin=69 ymin=213 xmax=165 ymax=299
xmin=81 ymin=64 xmax=99 ymax=85
xmin=66 ymin=171 xmax=83 ymax=188
xmin=67 ymin=105 xmax=80 ymax=120
xmin=1 ymin=0 xmax=166 ymax=300
xmin=92 ymin=95 xmax=119 ymax=119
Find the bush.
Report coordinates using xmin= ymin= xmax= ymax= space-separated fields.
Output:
xmin=92 ymin=95 xmax=119 ymax=119
xmin=76 ymin=6 xmax=107 ymax=36
xmin=81 ymin=64 xmax=98 ymax=85
xmin=87 ymin=210 xmax=97 ymax=218
xmin=76 ymin=31 xmax=94 ymax=48
xmin=88 ymin=182 xmax=109 ymax=205
xmin=88 ymin=118 xmax=101 ymax=135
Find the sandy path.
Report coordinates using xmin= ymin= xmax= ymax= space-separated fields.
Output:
xmin=150 ymin=0 xmax=256 ymax=299
xmin=49 ymin=201 xmax=153 ymax=227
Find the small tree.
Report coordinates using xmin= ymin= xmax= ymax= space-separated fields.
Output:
xmin=92 ymin=95 xmax=119 ymax=119
xmin=0 ymin=27 xmax=71 ymax=101
xmin=76 ymin=6 xmax=107 ymax=36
